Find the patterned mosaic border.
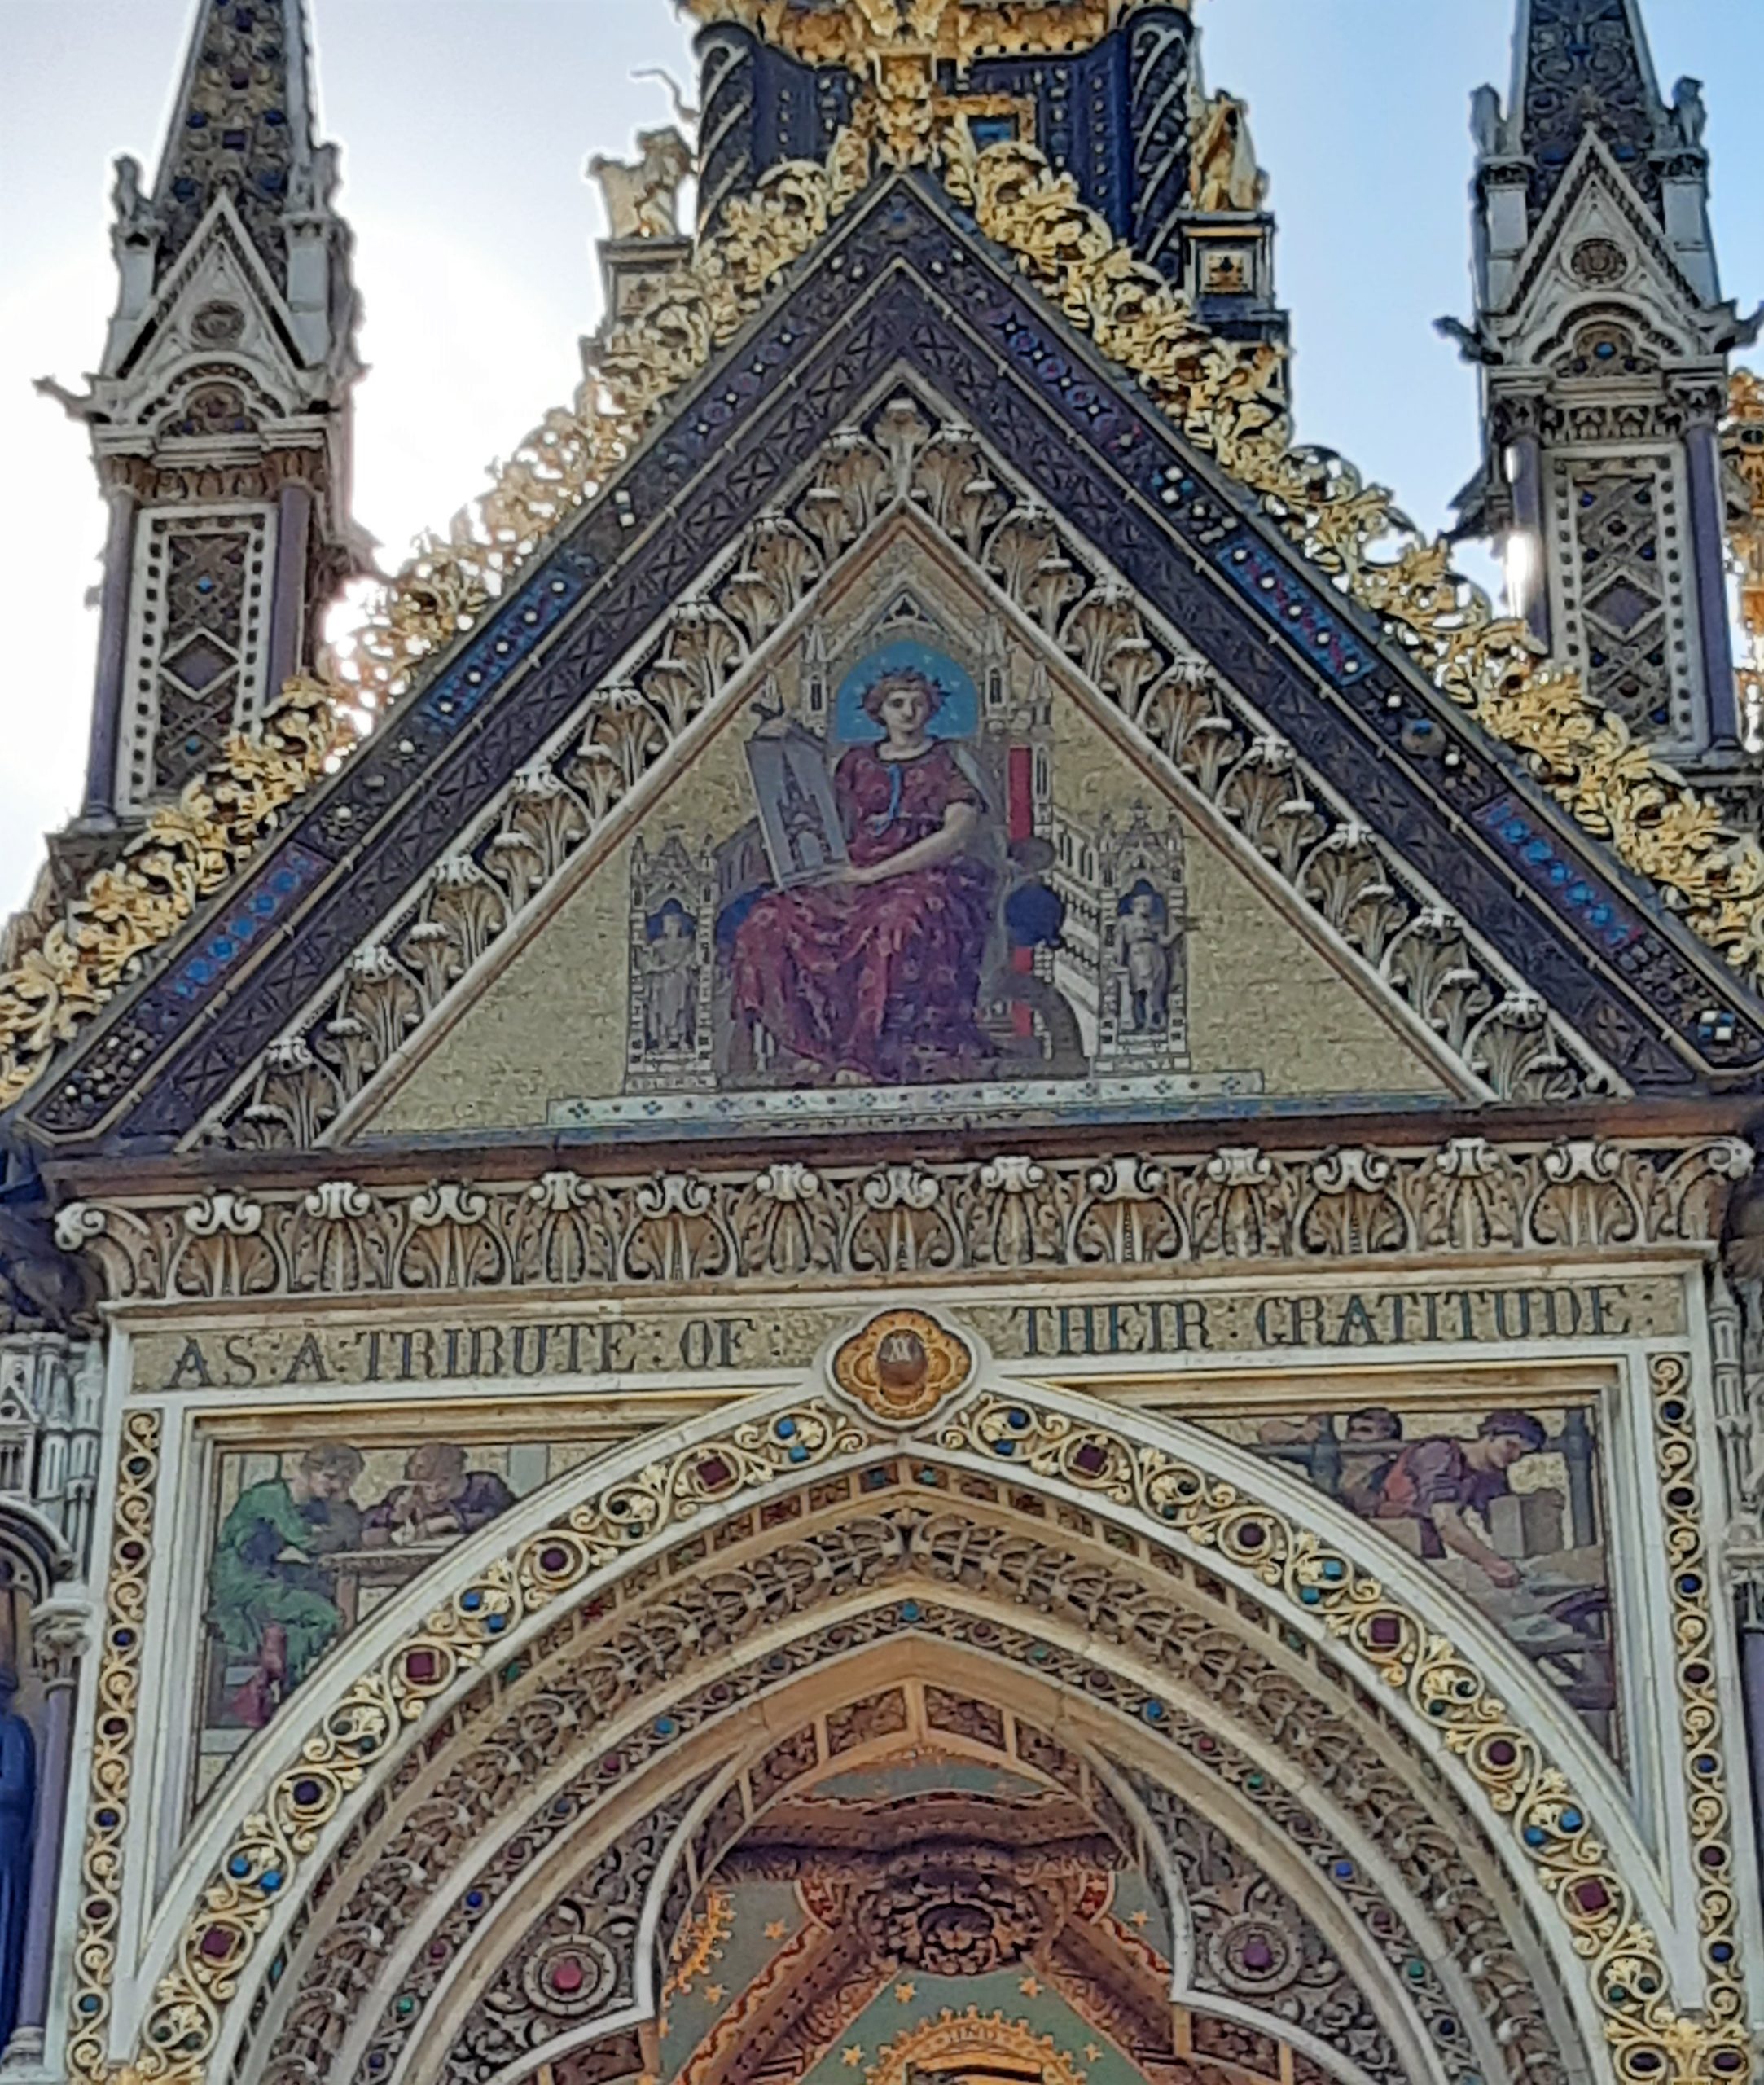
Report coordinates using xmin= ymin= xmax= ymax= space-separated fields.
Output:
xmin=244 ymin=1485 xmax=1556 ymax=2085
xmin=81 ymin=1379 xmax=1745 ymax=2085
xmin=68 ymin=1411 xmax=161 ymax=2083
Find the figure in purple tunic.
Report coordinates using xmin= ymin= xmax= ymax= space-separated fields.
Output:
xmin=361 ymin=1443 xmax=516 ymax=1549
xmin=731 ymin=669 xmax=996 ymax=1083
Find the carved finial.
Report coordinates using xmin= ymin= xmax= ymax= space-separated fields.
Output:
xmin=31 ymin=375 xmax=90 ymax=420
xmin=588 ymin=128 xmax=696 ymax=240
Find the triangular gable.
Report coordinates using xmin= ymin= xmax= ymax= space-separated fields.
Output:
xmin=110 ymin=191 xmax=318 ymax=391
xmin=344 ymin=503 xmax=1463 ymax=1143
xmin=1496 ymin=132 xmax=1718 ymax=341
xmin=21 ymin=175 xmax=1764 ymax=1156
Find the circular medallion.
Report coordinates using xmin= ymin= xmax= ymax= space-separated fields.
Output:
xmin=1207 ymin=1913 xmax=1301 ymax=1996
xmin=832 ymin=1308 xmax=974 ymax=1424
xmin=520 ymin=1931 xmax=617 ymax=2017
xmin=191 ymin=299 xmax=247 ymax=345
xmin=1569 ymin=237 xmax=1628 ymax=287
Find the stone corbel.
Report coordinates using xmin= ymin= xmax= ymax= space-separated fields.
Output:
xmin=26 ymin=1596 xmax=90 ymax=1692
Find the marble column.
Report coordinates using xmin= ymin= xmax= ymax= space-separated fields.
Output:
xmin=1 ymin=1600 xmax=89 ymax=2076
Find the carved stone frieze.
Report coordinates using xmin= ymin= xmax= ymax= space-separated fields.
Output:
xmin=56 ymin=1135 xmax=1751 ymax=1305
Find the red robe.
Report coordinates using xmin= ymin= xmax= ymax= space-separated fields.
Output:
xmin=731 ymin=741 xmax=994 ymax=1082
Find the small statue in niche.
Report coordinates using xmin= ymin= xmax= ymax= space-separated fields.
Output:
xmin=1114 ymin=880 xmax=1183 ymax=1034
xmin=643 ymin=898 xmax=700 ymax=1053
xmin=588 ymin=128 xmax=695 ymax=240
xmin=1191 ymin=92 xmax=1267 ymax=213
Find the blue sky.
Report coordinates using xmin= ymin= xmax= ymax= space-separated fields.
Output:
xmin=1 ymin=0 xmax=1762 ymax=912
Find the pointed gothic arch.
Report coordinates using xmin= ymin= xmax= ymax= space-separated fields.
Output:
xmin=116 ymin=1362 xmax=1713 ymax=2085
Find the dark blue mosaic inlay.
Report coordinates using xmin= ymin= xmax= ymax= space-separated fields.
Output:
xmin=1477 ymin=797 xmax=1643 ymax=955
xmin=165 ymin=846 xmax=330 ymax=1006
xmin=418 ymin=564 xmax=588 ymax=731
xmin=1211 ymin=531 xmax=1372 ymax=687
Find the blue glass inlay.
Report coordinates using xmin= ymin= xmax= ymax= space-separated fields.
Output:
xmin=162 ymin=849 xmax=327 ymax=1007
xmin=418 ymin=559 xmax=587 ymax=731
xmin=1210 ymin=533 xmax=1372 ymax=687
xmin=1476 ymin=797 xmax=1643 ymax=955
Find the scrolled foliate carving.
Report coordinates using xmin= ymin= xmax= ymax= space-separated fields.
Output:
xmin=931 ymin=1398 xmax=1745 ymax=2085
xmin=136 ymin=1407 xmax=870 ymax=2083
xmin=248 ymin=1488 xmax=1555 ymax=2085
xmin=1134 ymin=1782 xmax=1398 ymax=2084
xmin=0 ymin=679 xmax=342 ymax=1114
xmin=441 ymin=1781 xmax=705 ymax=2081
xmin=138 ymin=1380 xmax=1740 ymax=2085
xmin=59 ymin=1136 xmax=1751 ymax=1305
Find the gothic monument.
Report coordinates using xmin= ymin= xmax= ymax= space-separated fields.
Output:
xmin=2 ymin=7 xmax=1764 ymax=2085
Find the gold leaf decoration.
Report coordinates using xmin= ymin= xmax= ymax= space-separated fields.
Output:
xmin=945 ymin=137 xmax=1764 ymax=988
xmin=0 ymin=682 xmax=341 ymax=1113
xmin=0 ymin=142 xmax=867 ymax=1118
xmin=11 ymin=121 xmax=1763 ymax=1122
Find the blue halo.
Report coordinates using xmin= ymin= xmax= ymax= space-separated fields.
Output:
xmin=835 ymin=641 xmax=980 ymax=744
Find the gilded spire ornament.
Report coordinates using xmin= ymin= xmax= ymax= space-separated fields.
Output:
xmin=682 ymin=0 xmax=1184 ymax=162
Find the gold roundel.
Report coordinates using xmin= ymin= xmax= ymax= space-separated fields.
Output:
xmin=833 ymin=1309 xmax=974 ymax=1424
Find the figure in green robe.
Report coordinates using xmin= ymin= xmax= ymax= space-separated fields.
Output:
xmin=208 ymin=1443 xmax=365 ymax=1727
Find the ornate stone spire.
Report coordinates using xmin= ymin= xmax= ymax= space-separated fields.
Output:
xmin=1447 ymin=0 xmax=1757 ymax=790
xmin=42 ymin=0 xmax=367 ymax=832
xmin=1512 ymin=0 xmax=1670 ymax=218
